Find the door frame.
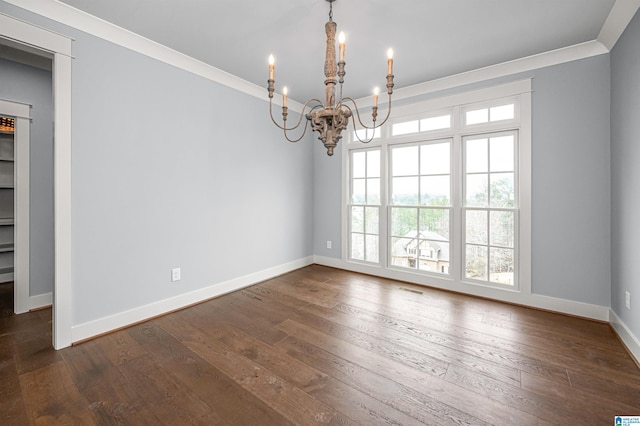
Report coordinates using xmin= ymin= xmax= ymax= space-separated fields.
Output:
xmin=1 ymin=13 xmax=73 ymax=349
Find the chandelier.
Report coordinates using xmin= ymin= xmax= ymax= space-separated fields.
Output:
xmin=267 ymin=0 xmax=394 ymax=156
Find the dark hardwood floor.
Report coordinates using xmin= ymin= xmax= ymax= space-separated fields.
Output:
xmin=1 ymin=265 xmax=639 ymax=425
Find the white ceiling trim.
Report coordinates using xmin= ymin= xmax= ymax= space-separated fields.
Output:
xmin=368 ymin=40 xmax=609 ymax=107
xmin=598 ymin=0 xmax=640 ymax=50
xmin=2 ymin=0 xmax=636 ymax=113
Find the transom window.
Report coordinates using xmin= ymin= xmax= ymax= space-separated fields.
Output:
xmin=465 ymin=103 xmax=515 ymax=125
xmin=392 ymin=113 xmax=452 ymax=136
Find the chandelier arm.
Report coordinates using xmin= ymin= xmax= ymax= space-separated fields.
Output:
xmin=269 ymin=97 xmax=324 ymax=131
xmin=372 ymin=93 xmax=393 ymax=128
xmin=279 ymin=101 xmax=325 ymax=143
xmin=282 ymin=120 xmax=311 ymax=143
xmin=340 ymin=94 xmax=393 ymax=130
xmin=338 ymin=104 xmax=375 ymax=144
xmin=339 ymin=96 xmax=378 ymax=130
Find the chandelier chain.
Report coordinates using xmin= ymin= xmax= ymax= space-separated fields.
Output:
xmin=328 ymin=0 xmax=333 ymax=21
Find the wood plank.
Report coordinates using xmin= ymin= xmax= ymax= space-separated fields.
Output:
xmin=276 ymin=334 xmax=539 ymax=426
xmin=309 ymin=378 xmax=429 ymax=426
xmin=156 ymin=314 xmax=338 ymax=425
xmin=445 ymin=364 xmax=622 ymax=424
xmin=277 ymin=318 xmax=449 ymax=381
xmin=210 ymin=322 xmax=430 ymax=425
xmin=275 ymin=290 xmax=525 ymax=387
xmin=264 ymin=276 xmax=342 ymax=308
xmin=128 ymin=319 xmax=291 ymax=426
xmin=337 ymin=293 xmax=638 ymax=385
xmin=243 ymin=288 xmax=458 ymax=383
xmin=60 ymin=339 xmax=163 ymax=424
xmin=95 ymin=328 xmax=148 ymax=366
xmin=521 ymin=370 xmax=640 ymax=417
xmin=18 ymin=361 xmax=96 ymax=424
xmin=119 ymin=352 xmax=227 ymax=425
xmin=327 ymin=301 xmax=567 ymax=386
xmin=0 ymin=357 xmax=29 ymax=425
xmin=215 ymin=322 xmax=329 ymax=393
xmin=190 ymin=292 xmax=289 ymax=345
xmin=248 ymin=281 xmax=534 ymax=390
xmin=12 ymin=326 xmax=62 ymax=376
xmin=565 ymin=369 xmax=640 ymax=409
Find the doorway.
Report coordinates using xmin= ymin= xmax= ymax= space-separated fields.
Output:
xmin=1 ymin=41 xmax=53 ymax=315
xmin=1 ymin=13 xmax=73 ymax=349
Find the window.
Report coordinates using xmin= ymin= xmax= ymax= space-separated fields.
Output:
xmin=391 ymin=113 xmax=452 ymax=136
xmin=463 ymin=132 xmax=517 ymax=285
xmin=465 ymin=103 xmax=515 ymax=125
xmin=349 ymin=149 xmax=380 ymax=263
xmin=345 ymin=80 xmax=531 ymax=293
xmin=389 ymin=141 xmax=451 ymax=274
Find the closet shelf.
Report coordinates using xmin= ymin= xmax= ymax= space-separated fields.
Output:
xmin=0 ymin=243 xmax=14 ymax=253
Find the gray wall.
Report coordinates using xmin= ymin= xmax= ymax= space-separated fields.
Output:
xmin=313 ymin=55 xmax=612 ymax=307
xmin=313 ymin=137 xmax=343 ymax=259
xmin=531 ymin=56 xmax=610 ymax=305
xmin=70 ymin=33 xmax=313 ymax=325
xmin=1 ymin=2 xmax=314 ymax=326
xmin=0 ymin=57 xmax=54 ymax=298
xmin=611 ymin=9 xmax=640 ymax=337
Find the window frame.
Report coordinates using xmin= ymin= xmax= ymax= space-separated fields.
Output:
xmin=347 ymin=147 xmax=383 ymax=266
xmin=342 ymin=79 xmax=532 ymax=295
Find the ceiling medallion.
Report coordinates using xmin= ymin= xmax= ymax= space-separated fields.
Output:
xmin=267 ymin=0 xmax=394 ymax=156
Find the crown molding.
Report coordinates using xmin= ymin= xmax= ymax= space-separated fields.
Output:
xmin=598 ymin=0 xmax=640 ymax=50
xmin=358 ymin=40 xmax=609 ymax=106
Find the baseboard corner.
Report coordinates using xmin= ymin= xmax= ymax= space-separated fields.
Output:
xmin=609 ymin=309 xmax=640 ymax=367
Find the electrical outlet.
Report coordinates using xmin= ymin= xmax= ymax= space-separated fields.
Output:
xmin=171 ymin=267 xmax=181 ymax=282
xmin=326 ymin=240 xmax=332 ymax=249
xmin=625 ymin=291 xmax=631 ymax=310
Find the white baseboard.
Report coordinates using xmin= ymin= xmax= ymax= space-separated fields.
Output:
xmin=71 ymin=256 xmax=314 ymax=344
xmin=609 ymin=309 xmax=640 ymax=366
xmin=313 ymin=255 xmax=610 ymax=322
xmin=29 ymin=292 xmax=52 ymax=310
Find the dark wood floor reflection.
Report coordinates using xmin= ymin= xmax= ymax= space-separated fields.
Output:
xmin=2 ymin=265 xmax=639 ymax=424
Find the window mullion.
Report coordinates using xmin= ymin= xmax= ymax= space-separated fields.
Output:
xmin=380 ymin=145 xmax=389 ymax=267
xmin=452 ymin=128 xmax=462 ymax=284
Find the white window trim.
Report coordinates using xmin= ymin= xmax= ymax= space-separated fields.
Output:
xmin=342 ymin=79 xmax=532 ymax=299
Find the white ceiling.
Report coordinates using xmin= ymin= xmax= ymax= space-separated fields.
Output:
xmin=55 ymin=0 xmax=618 ymax=103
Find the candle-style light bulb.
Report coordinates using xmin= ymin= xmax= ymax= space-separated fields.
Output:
xmin=268 ymin=54 xmax=275 ymax=80
xmin=338 ymin=31 xmax=346 ymax=62
xmin=387 ymin=48 xmax=394 ymax=75
xmin=373 ymin=86 xmax=379 ymax=107
xmin=282 ymin=86 xmax=288 ymax=108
